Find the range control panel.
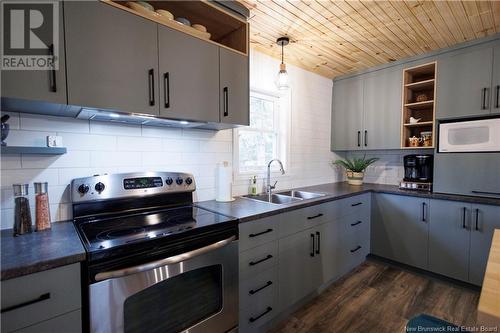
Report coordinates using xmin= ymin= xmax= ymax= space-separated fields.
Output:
xmin=71 ymin=172 xmax=196 ymax=203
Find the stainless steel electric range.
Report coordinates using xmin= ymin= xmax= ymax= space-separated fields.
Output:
xmin=71 ymin=172 xmax=238 ymax=333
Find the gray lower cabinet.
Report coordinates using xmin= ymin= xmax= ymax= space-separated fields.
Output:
xmin=64 ymin=1 xmax=159 ymax=116
xmin=363 ymin=66 xmax=402 ymax=149
xmin=1 ymin=263 xmax=81 ymax=333
xmin=428 ymin=199 xmax=471 ymax=282
xmin=437 ymin=45 xmax=494 ymax=118
xmin=331 ymin=77 xmax=364 ymax=150
xmin=219 ymin=48 xmax=249 ymax=126
xmin=371 ymin=193 xmax=429 ymax=270
xmin=158 ymin=25 xmax=219 ymax=122
xmin=13 ymin=310 xmax=81 ymax=333
xmin=1 ymin=2 xmax=66 ymax=105
xmin=278 ymin=227 xmax=322 ymax=309
xmin=434 ymin=153 xmax=500 ymax=198
xmin=469 ymin=203 xmax=500 ymax=285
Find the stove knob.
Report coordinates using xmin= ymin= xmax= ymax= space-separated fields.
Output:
xmin=176 ymin=177 xmax=183 ymax=185
xmin=165 ymin=177 xmax=173 ymax=186
xmin=185 ymin=177 xmax=193 ymax=185
xmin=95 ymin=182 xmax=105 ymax=193
xmin=78 ymin=184 xmax=89 ymax=194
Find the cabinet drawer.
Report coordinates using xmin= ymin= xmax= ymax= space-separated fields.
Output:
xmin=13 ymin=310 xmax=81 ymax=333
xmin=279 ymin=203 xmax=332 ymax=237
xmin=239 ymin=242 xmax=278 ymax=279
xmin=342 ymin=193 xmax=371 ymax=217
xmin=1 ymin=264 xmax=81 ymax=333
xmin=337 ymin=227 xmax=370 ymax=275
xmin=239 ymin=291 xmax=278 ymax=333
xmin=239 ymin=267 xmax=278 ymax=311
xmin=239 ymin=217 xmax=279 ymax=252
xmin=337 ymin=208 xmax=370 ymax=236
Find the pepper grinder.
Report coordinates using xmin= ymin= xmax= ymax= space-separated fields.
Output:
xmin=13 ymin=184 xmax=32 ymax=236
xmin=34 ymin=182 xmax=51 ymax=231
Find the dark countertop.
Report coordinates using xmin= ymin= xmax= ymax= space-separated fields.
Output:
xmin=1 ymin=221 xmax=86 ymax=281
xmin=196 ymin=182 xmax=500 ymax=223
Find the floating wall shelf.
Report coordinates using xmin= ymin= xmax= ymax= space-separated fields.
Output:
xmin=1 ymin=146 xmax=67 ymax=155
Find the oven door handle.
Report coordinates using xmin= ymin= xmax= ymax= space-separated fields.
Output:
xmin=94 ymin=235 xmax=236 ymax=282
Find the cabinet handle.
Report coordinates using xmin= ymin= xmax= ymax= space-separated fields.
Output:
xmin=249 ymin=229 xmax=273 ymax=238
xmin=223 ymin=87 xmax=229 ymax=117
xmin=364 ymin=130 xmax=368 ymax=147
xmin=462 ymin=207 xmax=467 ymax=229
xmin=307 ymin=213 xmax=323 ymax=220
xmin=249 ymin=281 xmax=273 ymax=295
xmin=315 ymin=231 xmax=321 ymax=254
xmin=475 ymin=208 xmax=479 ymax=231
xmin=350 ymin=245 xmax=362 ymax=253
xmin=471 ymin=190 xmax=500 ymax=196
xmin=351 ymin=221 xmax=362 ymax=226
xmin=351 ymin=202 xmax=362 ymax=207
xmin=357 ymin=131 xmax=361 ymax=147
xmin=249 ymin=307 xmax=272 ymax=323
xmin=496 ymin=85 xmax=500 ymax=109
xmin=481 ymin=87 xmax=489 ymax=110
xmin=249 ymin=254 xmax=273 ymax=266
xmin=163 ymin=72 xmax=170 ymax=108
xmin=48 ymin=44 xmax=57 ymax=92
xmin=421 ymin=202 xmax=427 ymax=222
xmin=148 ymin=69 xmax=155 ymax=106
xmin=1 ymin=293 xmax=50 ymax=313
xmin=310 ymin=233 xmax=315 ymax=257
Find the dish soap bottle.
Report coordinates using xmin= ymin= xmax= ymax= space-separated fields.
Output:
xmin=250 ymin=176 xmax=258 ymax=196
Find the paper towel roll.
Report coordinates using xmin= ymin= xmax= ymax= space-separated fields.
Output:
xmin=216 ymin=161 xmax=234 ymax=202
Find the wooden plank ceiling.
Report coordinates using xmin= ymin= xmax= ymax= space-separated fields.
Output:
xmin=239 ymin=0 xmax=500 ymax=79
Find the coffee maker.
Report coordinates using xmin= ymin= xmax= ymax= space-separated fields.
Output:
xmin=400 ymin=154 xmax=433 ymax=191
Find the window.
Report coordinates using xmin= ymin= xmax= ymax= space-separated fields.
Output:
xmin=235 ymin=89 xmax=289 ymax=176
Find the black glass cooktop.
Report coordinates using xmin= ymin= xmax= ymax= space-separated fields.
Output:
xmin=76 ymin=206 xmax=235 ymax=251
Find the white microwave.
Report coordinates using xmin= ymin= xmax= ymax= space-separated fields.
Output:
xmin=438 ymin=116 xmax=500 ymax=153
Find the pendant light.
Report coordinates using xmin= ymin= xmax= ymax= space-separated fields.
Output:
xmin=275 ymin=37 xmax=290 ymax=91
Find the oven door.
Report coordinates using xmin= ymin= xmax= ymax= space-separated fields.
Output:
xmin=89 ymin=236 xmax=238 ymax=333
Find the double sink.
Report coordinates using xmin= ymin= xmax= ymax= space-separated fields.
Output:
xmin=242 ymin=190 xmax=326 ymax=205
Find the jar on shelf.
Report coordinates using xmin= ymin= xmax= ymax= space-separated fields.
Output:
xmin=34 ymin=182 xmax=51 ymax=231
xmin=420 ymin=131 xmax=433 ymax=147
xmin=13 ymin=184 xmax=32 ymax=236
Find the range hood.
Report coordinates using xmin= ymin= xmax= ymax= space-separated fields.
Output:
xmin=1 ymin=97 xmax=241 ymax=130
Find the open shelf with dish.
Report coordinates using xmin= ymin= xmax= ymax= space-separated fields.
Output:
xmin=103 ymin=0 xmax=248 ymax=55
xmin=401 ymin=62 xmax=437 ymax=149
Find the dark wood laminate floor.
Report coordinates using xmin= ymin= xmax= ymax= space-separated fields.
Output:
xmin=271 ymin=260 xmax=480 ymax=333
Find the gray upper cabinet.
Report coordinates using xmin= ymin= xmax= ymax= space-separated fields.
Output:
xmin=437 ymin=46 xmax=494 ymax=119
xmin=278 ymin=227 xmax=322 ymax=309
xmin=492 ymin=44 xmax=500 ymax=114
xmin=469 ymin=203 xmax=500 ymax=286
xmin=371 ymin=193 xmax=429 ymax=270
xmin=434 ymin=153 xmax=500 ymax=198
xmin=1 ymin=2 xmax=66 ymax=105
xmin=428 ymin=200 xmax=471 ymax=282
xmin=64 ymin=1 xmax=159 ymax=116
xmin=220 ymin=48 xmax=249 ymax=126
xmin=158 ymin=26 xmax=219 ymax=122
xmin=363 ymin=66 xmax=402 ymax=149
xmin=331 ymin=77 xmax=364 ymax=150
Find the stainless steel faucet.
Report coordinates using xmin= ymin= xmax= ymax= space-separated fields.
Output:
xmin=267 ymin=159 xmax=285 ymax=201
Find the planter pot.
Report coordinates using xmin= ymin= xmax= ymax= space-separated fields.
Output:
xmin=346 ymin=171 xmax=364 ymax=185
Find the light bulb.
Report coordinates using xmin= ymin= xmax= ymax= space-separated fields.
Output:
xmin=276 ymin=63 xmax=290 ymax=90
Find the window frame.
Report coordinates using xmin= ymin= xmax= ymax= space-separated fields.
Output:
xmin=233 ymin=87 xmax=290 ymax=179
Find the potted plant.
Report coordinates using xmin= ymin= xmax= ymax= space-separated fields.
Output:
xmin=333 ymin=156 xmax=379 ymax=185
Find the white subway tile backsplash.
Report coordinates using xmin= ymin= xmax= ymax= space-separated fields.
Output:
xmin=63 ymin=133 xmax=116 ymax=151
xmin=6 ymin=129 xmax=56 ymax=147
xmin=162 ymin=139 xmax=199 ymax=152
xmin=141 ymin=126 xmax=182 ymax=138
xmin=90 ymin=151 xmax=142 ymax=167
xmin=21 ymin=151 xmax=91 ymax=169
xmin=90 ymin=121 xmax=141 ymax=136
xmin=1 ymin=155 xmax=21 ymax=169
xmin=116 ymin=136 xmax=162 ymax=152
xmin=1 ymin=168 xmax=59 ymax=189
